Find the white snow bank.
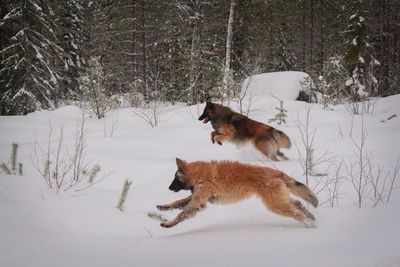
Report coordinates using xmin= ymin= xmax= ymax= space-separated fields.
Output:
xmin=241 ymin=71 xmax=310 ymax=101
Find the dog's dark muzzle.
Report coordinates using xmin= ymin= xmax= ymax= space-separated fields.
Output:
xmin=198 ymin=113 xmax=210 ymax=123
xmin=169 ymin=178 xmax=186 ymax=192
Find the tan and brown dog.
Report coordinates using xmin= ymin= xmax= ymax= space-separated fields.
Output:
xmin=157 ymin=158 xmax=318 ymax=228
xmin=198 ymin=102 xmax=291 ymax=161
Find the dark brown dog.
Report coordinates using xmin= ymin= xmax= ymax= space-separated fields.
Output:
xmin=198 ymin=102 xmax=291 ymax=161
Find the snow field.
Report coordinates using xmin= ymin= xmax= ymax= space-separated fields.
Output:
xmin=0 ymin=94 xmax=400 ymax=266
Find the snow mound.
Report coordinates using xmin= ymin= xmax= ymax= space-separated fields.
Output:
xmin=241 ymin=71 xmax=310 ymax=100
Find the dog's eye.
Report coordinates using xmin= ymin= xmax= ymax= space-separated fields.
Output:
xmin=175 ymin=171 xmax=184 ymax=181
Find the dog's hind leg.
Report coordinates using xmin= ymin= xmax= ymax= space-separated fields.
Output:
xmin=157 ymin=195 xmax=192 ymax=211
xmin=291 ymin=199 xmax=315 ymax=222
xmin=277 ymin=150 xmax=289 ymax=160
xmin=254 ymin=139 xmax=279 ymax=161
xmin=258 ymin=180 xmax=307 ymax=225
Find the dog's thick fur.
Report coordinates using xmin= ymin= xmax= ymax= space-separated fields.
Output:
xmin=198 ymin=102 xmax=291 ymax=161
xmin=157 ymin=158 xmax=318 ymax=228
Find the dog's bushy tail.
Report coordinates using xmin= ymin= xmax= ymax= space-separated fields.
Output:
xmin=283 ymin=175 xmax=318 ymax=207
xmin=272 ymin=129 xmax=291 ymax=149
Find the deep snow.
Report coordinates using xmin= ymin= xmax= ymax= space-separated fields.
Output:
xmin=1 ymin=94 xmax=400 ymax=267
xmin=240 ymin=71 xmax=310 ymax=100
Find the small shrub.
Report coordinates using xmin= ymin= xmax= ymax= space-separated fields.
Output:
xmin=79 ymin=57 xmax=117 ymax=119
xmin=117 ymin=179 xmax=132 ymax=212
xmin=1 ymin=143 xmax=22 ymax=175
xmin=269 ymin=100 xmax=287 ymax=125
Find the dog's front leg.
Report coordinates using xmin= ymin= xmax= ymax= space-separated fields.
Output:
xmin=210 ymin=131 xmax=222 ymax=145
xmin=157 ymin=195 xmax=192 ymax=211
xmin=212 ymin=124 xmax=235 ymax=145
xmin=160 ymin=190 xmax=209 ymax=228
xmin=160 ymin=205 xmax=201 ymax=228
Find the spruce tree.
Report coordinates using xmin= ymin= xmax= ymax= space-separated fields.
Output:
xmin=269 ymin=101 xmax=287 ymax=125
xmin=343 ymin=0 xmax=378 ymax=101
xmin=57 ymin=0 xmax=85 ymax=100
xmin=79 ymin=57 xmax=114 ymax=119
xmin=0 ymin=0 xmax=64 ymax=115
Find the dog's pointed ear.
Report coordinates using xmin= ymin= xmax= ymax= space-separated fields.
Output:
xmin=176 ymin=158 xmax=187 ymax=171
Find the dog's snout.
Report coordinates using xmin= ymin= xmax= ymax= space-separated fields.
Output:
xmin=168 ymin=177 xmax=186 ymax=192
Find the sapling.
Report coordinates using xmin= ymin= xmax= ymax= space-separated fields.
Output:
xmin=117 ymin=179 xmax=132 ymax=211
xmin=269 ymin=100 xmax=287 ymax=125
xmin=147 ymin=212 xmax=168 ymax=223
xmin=79 ymin=57 xmax=118 ymax=119
xmin=32 ymin=114 xmax=106 ymax=192
xmin=296 ymin=104 xmax=332 ymax=185
xmin=43 ymin=160 xmax=51 ymax=182
xmin=18 ymin=163 xmax=23 ymax=176
xmin=11 ymin=143 xmax=18 ymax=172
xmin=0 ymin=163 xmax=11 ymax=175
xmin=88 ymin=164 xmax=101 ymax=184
xmin=306 ymin=148 xmax=314 ymax=175
xmin=344 ymin=115 xmax=370 ymax=208
xmin=1 ymin=143 xmax=23 ymax=175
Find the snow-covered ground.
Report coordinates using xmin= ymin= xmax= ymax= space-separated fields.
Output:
xmin=241 ymin=71 xmax=310 ymax=100
xmin=1 ymin=94 xmax=400 ymax=266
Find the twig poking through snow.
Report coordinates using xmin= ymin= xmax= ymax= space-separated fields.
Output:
xmin=116 ymin=179 xmax=132 ymax=211
xmin=147 ymin=212 xmax=168 ymax=223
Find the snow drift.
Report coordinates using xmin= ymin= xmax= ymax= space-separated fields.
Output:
xmin=241 ymin=71 xmax=310 ymax=101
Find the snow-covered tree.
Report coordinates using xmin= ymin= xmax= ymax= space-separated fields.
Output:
xmin=79 ymin=57 xmax=116 ymax=119
xmin=273 ymin=25 xmax=297 ymax=71
xmin=321 ymin=56 xmax=347 ymax=101
xmin=0 ymin=0 xmax=64 ymax=115
xmin=57 ymin=0 xmax=86 ymax=99
xmin=343 ymin=0 xmax=378 ymax=101
xmin=269 ymin=100 xmax=287 ymax=125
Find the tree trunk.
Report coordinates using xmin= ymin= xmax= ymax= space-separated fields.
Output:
xmin=222 ymin=0 xmax=236 ymax=104
xmin=302 ymin=0 xmax=307 ymax=71
xmin=141 ymin=1 xmax=148 ymax=102
xmin=319 ymin=0 xmax=325 ymax=75
xmin=380 ymin=0 xmax=391 ymax=96
xmin=310 ymin=0 xmax=314 ymax=72
xmin=188 ymin=2 xmax=202 ymax=105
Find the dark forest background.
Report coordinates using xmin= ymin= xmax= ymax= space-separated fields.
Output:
xmin=1 ymin=0 xmax=399 ymax=115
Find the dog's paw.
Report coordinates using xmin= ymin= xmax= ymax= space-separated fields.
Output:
xmin=303 ymin=218 xmax=316 ymax=228
xmin=210 ymin=132 xmax=216 ymax=144
xmin=156 ymin=205 xmax=170 ymax=211
xmin=160 ymin=222 xmax=173 ymax=228
xmin=217 ymin=141 xmax=222 ymax=146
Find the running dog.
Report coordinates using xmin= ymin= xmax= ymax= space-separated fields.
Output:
xmin=157 ymin=158 xmax=318 ymax=228
xmin=198 ymin=102 xmax=291 ymax=161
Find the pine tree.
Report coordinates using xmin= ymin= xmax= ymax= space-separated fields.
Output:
xmin=57 ymin=0 xmax=86 ymax=100
xmin=269 ymin=100 xmax=287 ymax=125
xmin=343 ymin=0 xmax=378 ymax=101
xmin=0 ymin=0 xmax=64 ymax=115
xmin=273 ymin=25 xmax=297 ymax=71
xmin=79 ymin=57 xmax=115 ymax=119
